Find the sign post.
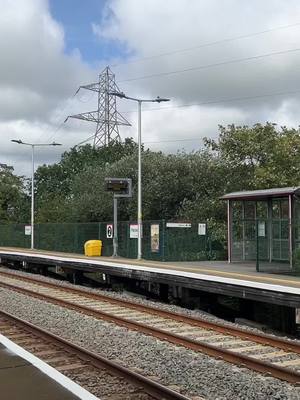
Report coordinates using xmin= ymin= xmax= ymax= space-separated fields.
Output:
xmin=113 ymin=196 xmax=118 ymax=257
xmin=105 ymin=178 xmax=132 ymax=257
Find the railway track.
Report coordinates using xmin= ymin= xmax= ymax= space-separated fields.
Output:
xmin=0 ymin=309 xmax=189 ymax=400
xmin=1 ymin=269 xmax=300 ymax=384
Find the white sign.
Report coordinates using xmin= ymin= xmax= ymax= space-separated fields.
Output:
xmin=258 ymin=222 xmax=265 ymax=237
xmin=106 ymin=224 xmax=113 ymax=239
xmin=25 ymin=225 xmax=31 ymax=236
xmin=130 ymin=224 xmax=139 ymax=238
xmin=198 ymin=223 xmax=206 ymax=235
xmin=166 ymin=222 xmax=191 ymax=228
xmin=151 ymin=224 xmax=159 ymax=253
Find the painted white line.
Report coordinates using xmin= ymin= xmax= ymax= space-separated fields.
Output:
xmin=1 ymin=250 xmax=300 ymax=296
xmin=0 ymin=334 xmax=99 ymax=400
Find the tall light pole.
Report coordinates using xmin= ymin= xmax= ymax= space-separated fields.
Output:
xmin=11 ymin=140 xmax=62 ymax=249
xmin=109 ymin=92 xmax=170 ymax=260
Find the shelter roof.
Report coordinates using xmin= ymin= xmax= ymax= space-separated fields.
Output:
xmin=221 ymin=187 xmax=300 ymax=201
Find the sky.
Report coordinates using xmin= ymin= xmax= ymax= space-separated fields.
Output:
xmin=2 ymin=0 xmax=300 ymax=175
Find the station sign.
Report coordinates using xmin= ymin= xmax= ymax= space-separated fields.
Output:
xmin=106 ymin=224 xmax=113 ymax=239
xmin=198 ymin=223 xmax=206 ymax=235
xmin=130 ymin=224 xmax=143 ymax=238
xmin=166 ymin=222 xmax=191 ymax=228
xmin=24 ymin=225 xmax=32 ymax=236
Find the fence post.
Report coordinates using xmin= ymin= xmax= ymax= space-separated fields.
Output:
xmin=98 ymin=222 xmax=101 ymax=240
xmin=161 ymin=219 xmax=166 ymax=261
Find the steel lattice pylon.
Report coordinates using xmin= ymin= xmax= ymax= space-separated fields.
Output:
xmin=67 ymin=66 xmax=131 ymax=147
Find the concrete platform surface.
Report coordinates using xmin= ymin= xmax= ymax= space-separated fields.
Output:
xmin=1 ymin=246 xmax=300 ymax=290
xmin=0 ymin=343 xmax=80 ymax=399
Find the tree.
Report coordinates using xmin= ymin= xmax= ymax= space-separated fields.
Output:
xmin=34 ymin=138 xmax=139 ymax=222
xmin=204 ymin=123 xmax=300 ymax=189
xmin=0 ymin=164 xmax=29 ymax=222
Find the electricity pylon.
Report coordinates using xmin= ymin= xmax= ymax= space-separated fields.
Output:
xmin=65 ymin=66 xmax=131 ymax=147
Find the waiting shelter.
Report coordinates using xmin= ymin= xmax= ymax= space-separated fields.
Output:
xmin=221 ymin=187 xmax=300 ymax=272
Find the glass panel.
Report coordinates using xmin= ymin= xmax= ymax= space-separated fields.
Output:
xmin=272 ymin=240 xmax=281 ymax=259
xmin=244 ymin=201 xmax=255 ymax=219
xmin=281 ymin=199 xmax=289 ymax=219
xmin=256 ymin=201 xmax=268 ymax=219
xmin=232 ymin=221 xmax=243 ymax=240
xmin=232 ymin=201 xmax=243 ymax=221
xmin=272 ymin=221 xmax=280 ymax=239
xmin=281 ymin=240 xmax=289 ymax=260
xmin=294 ymin=199 xmax=300 ymax=220
xmin=272 ymin=200 xmax=280 ymax=219
xmin=245 ymin=221 xmax=255 ymax=240
xmin=281 ymin=220 xmax=289 ymax=239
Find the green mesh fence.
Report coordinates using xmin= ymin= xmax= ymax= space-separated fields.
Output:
xmin=0 ymin=220 xmax=225 ymax=262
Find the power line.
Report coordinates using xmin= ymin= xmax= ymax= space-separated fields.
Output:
xmin=37 ymin=91 xmax=79 ymax=143
xmin=112 ymin=21 xmax=300 ymax=67
xmin=118 ymin=88 xmax=300 ymax=114
xmin=118 ymin=47 xmax=300 ymax=83
xmin=144 ymin=138 xmax=202 ymax=144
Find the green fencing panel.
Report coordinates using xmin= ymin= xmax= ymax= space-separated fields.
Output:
xmin=0 ymin=224 xmax=30 ymax=248
xmin=0 ymin=220 xmax=225 ymax=262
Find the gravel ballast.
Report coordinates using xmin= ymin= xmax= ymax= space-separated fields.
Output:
xmin=0 ymin=283 xmax=299 ymax=399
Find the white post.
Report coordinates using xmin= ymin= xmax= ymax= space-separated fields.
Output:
xmin=137 ymin=100 xmax=142 ymax=260
xmin=289 ymin=194 xmax=293 ymax=269
xmin=227 ymin=200 xmax=232 ymax=263
xmin=113 ymin=195 xmax=118 ymax=257
xmin=31 ymin=145 xmax=35 ymax=249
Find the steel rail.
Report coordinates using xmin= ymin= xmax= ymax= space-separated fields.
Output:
xmin=0 ymin=309 xmax=189 ymax=400
xmin=1 ymin=277 xmax=300 ymax=383
xmin=0 ymin=269 xmax=299 ymax=353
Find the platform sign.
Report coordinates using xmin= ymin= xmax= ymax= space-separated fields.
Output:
xmin=166 ymin=222 xmax=191 ymax=228
xmin=198 ymin=223 xmax=206 ymax=235
xmin=106 ymin=224 xmax=113 ymax=239
xmin=25 ymin=225 xmax=31 ymax=236
xmin=130 ymin=224 xmax=142 ymax=238
xmin=151 ymin=224 xmax=159 ymax=252
xmin=258 ymin=222 xmax=265 ymax=237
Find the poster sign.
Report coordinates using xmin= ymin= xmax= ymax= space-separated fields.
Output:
xmin=258 ymin=222 xmax=265 ymax=237
xmin=25 ymin=225 xmax=31 ymax=236
xmin=130 ymin=224 xmax=139 ymax=238
xmin=106 ymin=224 xmax=113 ymax=239
xmin=151 ymin=224 xmax=159 ymax=253
xmin=198 ymin=223 xmax=206 ymax=235
xmin=166 ymin=222 xmax=191 ymax=228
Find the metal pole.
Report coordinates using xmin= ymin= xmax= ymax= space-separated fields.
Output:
xmin=31 ymin=145 xmax=35 ymax=249
xmin=256 ymin=219 xmax=259 ymax=272
xmin=137 ymin=100 xmax=142 ymax=260
xmin=113 ymin=195 xmax=118 ymax=257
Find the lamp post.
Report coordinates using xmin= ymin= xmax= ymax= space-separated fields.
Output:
xmin=109 ymin=92 xmax=170 ymax=260
xmin=11 ymin=139 xmax=62 ymax=249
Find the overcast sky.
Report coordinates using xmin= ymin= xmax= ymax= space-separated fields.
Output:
xmin=2 ymin=0 xmax=300 ymax=175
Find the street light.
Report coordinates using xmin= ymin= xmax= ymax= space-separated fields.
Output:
xmin=109 ymin=91 xmax=170 ymax=260
xmin=11 ymin=139 xmax=62 ymax=249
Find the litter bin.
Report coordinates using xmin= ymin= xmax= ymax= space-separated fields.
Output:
xmin=84 ymin=240 xmax=102 ymax=256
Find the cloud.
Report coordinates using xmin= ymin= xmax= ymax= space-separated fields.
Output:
xmin=0 ymin=0 xmax=95 ymax=174
xmin=92 ymin=0 xmax=300 ymax=139
xmin=2 ymin=0 xmax=300 ymax=177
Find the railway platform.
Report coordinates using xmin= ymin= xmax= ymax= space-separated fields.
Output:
xmin=0 ymin=247 xmax=300 ymax=307
xmin=0 ymin=333 xmax=98 ymax=400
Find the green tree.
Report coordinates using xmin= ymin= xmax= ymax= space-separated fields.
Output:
xmin=34 ymin=138 xmax=139 ymax=222
xmin=204 ymin=122 xmax=300 ymax=189
xmin=0 ymin=164 xmax=29 ymax=222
